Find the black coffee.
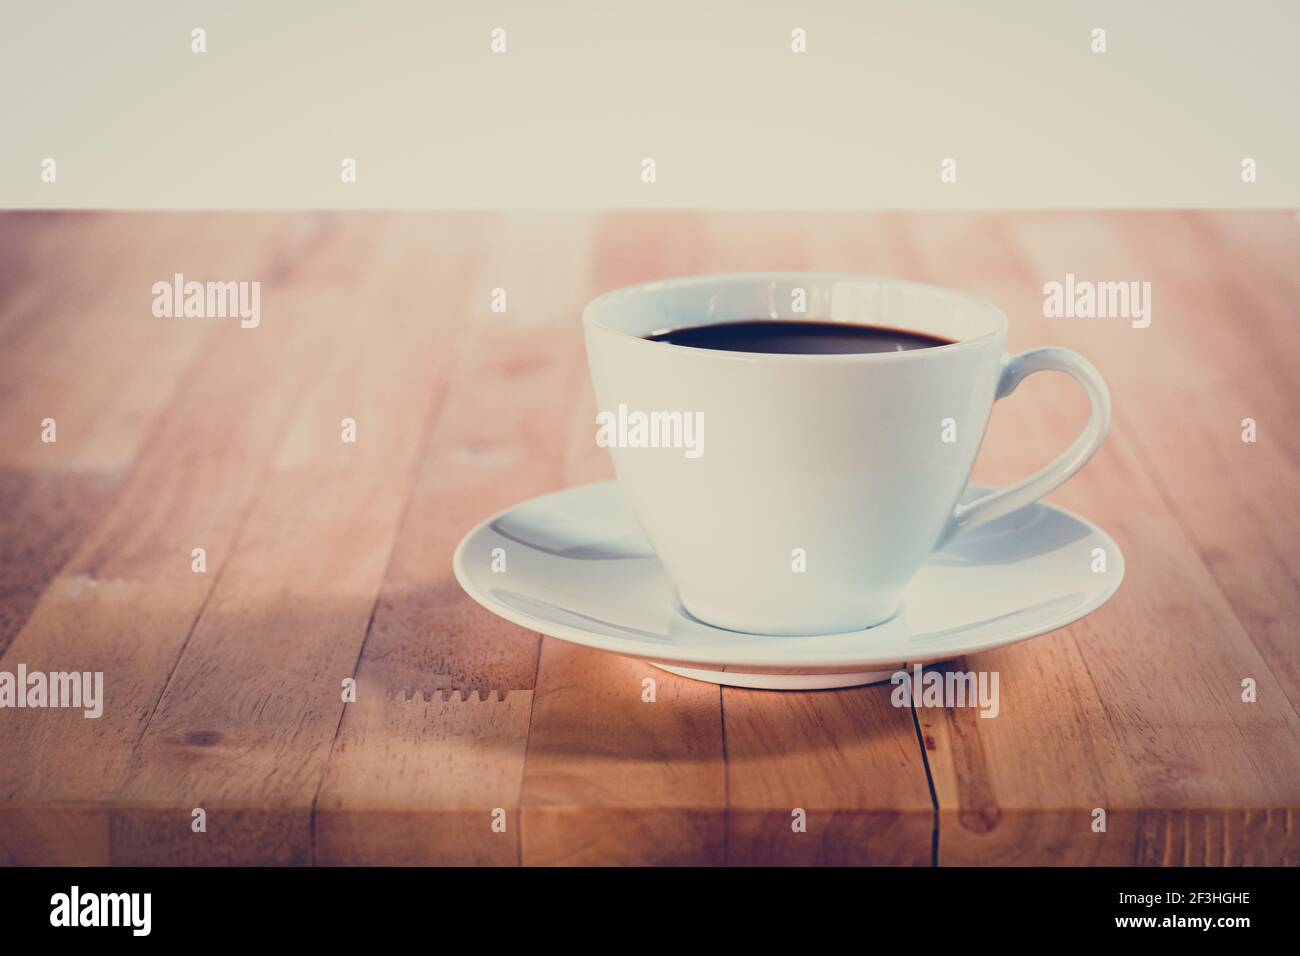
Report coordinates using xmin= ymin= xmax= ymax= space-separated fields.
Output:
xmin=646 ymin=320 xmax=953 ymax=355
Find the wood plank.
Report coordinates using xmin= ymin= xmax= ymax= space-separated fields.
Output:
xmin=0 ymin=214 xmax=312 ymax=658
xmin=0 ymin=469 xmax=116 ymax=656
xmin=892 ymin=211 xmax=1300 ymax=864
xmin=0 ymin=213 xmax=320 ymax=471
xmin=315 ymin=213 xmax=595 ymax=866
xmin=723 ymin=688 xmax=935 ymax=865
xmin=1003 ymin=212 xmax=1300 ymax=709
xmin=109 ymin=215 xmax=471 ymax=864
xmin=1104 ymin=212 xmax=1300 ymax=708
xmin=4 ymin=210 xmax=1293 ymax=867
xmin=0 ymin=213 xmax=160 ymax=343
xmin=0 ymin=214 xmax=354 ymax=864
xmin=522 ymin=642 xmax=727 ymax=865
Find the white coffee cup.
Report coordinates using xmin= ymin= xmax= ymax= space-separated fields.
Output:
xmin=583 ymin=274 xmax=1110 ymax=636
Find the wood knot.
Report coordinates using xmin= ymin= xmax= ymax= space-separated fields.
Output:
xmin=183 ymin=730 xmax=223 ymax=747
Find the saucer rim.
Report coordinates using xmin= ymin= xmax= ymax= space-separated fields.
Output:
xmin=451 ymin=480 xmax=1125 ymax=670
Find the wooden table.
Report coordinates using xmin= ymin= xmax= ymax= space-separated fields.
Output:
xmin=1 ymin=211 xmax=1296 ymax=866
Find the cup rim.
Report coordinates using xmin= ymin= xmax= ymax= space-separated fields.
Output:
xmin=582 ymin=272 xmax=1008 ymax=363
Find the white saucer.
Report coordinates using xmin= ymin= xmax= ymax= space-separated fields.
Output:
xmin=452 ymin=481 xmax=1124 ymax=690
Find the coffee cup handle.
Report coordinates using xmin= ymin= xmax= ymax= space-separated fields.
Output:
xmin=939 ymin=347 xmax=1111 ymax=545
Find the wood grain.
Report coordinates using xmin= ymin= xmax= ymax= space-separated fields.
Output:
xmin=316 ymin=215 xmax=595 ymax=865
xmin=0 ymin=215 xmax=304 ymax=657
xmin=111 ymin=216 xmax=469 ymax=864
xmin=0 ymin=213 xmax=341 ymax=864
xmin=895 ymin=212 xmax=1300 ymax=865
xmin=0 ymin=210 xmax=1295 ymax=866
